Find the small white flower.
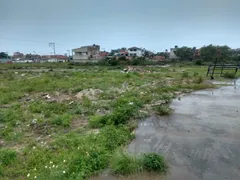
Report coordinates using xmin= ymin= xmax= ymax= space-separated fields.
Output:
xmin=78 ymin=147 xmax=80 ymax=150
xmin=34 ymin=168 xmax=36 ymax=171
xmin=45 ymin=166 xmax=48 ymax=168
xmin=27 ymin=173 xmax=30 ymax=177
xmin=129 ymin=102 xmax=134 ymax=105
xmin=63 ymin=160 xmax=66 ymax=163
xmin=50 ymin=161 xmax=53 ymax=164
xmin=33 ymin=146 xmax=36 ymax=149
xmin=63 ymin=171 xmax=66 ymax=174
xmin=52 ymin=165 xmax=55 ymax=168
xmin=34 ymin=176 xmax=37 ymax=179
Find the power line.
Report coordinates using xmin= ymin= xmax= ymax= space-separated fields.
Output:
xmin=0 ymin=37 xmax=63 ymax=46
xmin=0 ymin=37 xmax=48 ymax=44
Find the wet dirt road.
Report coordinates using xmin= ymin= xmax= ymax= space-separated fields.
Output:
xmin=129 ymin=79 xmax=240 ymax=180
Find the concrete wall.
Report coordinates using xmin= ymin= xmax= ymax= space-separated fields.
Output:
xmin=73 ymin=54 xmax=89 ymax=60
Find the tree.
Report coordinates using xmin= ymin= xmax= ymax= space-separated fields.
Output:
xmin=156 ymin=52 xmax=169 ymax=59
xmin=0 ymin=52 xmax=8 ymax=59
xmin=200 ymin=45 xmax=231 ymax=63
xmin=175 ymin=46 xmax=192 ymax=60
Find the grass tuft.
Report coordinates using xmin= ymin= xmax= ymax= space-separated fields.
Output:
xmin=111 ymin=150 xmax=143 ymax=175
xmin=154 ymin=104 xmax=173 ymax=115
xmin=110 ymin=151 xmax=168 ymax=176
xmin=223 ymin=72 xmax=236 ymax=79
xmin=143 ymin=153 xmax=168 ymax=173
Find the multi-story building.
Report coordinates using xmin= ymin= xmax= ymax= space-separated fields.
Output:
xmin=128 ymin=47 xmax=145 ymax=57
xmin=72 ymin=44 xmax=100 ymax=62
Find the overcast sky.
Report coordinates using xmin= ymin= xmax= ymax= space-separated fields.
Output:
xmin=0 ymin=0 xmax=239 ymax=55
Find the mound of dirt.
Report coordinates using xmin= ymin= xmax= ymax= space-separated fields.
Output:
xmin=75 ymin=88 xmax=103 ymax=100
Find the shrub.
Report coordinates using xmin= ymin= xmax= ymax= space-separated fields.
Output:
xmin=155 ymin=105 xmax=172 ymax=116
xmin=109 ymin=58 xmax=119 ymax=66
xmin=0 ymin=149 xmax=17 ymax=166
xmin=51 ymin=114 xmax=72 ymax=127
xmin=110 ymin=105 xmax=138 ymax=125
xmin=143 ymin=153 xmax=168 ymax=173
xmin=125 ymin=74 xmax=131 ymax=78
xmin=181 ymin=72 xmax=189 ymax=78
xmin=131 ymin=57 xmax=146 ymax=65
xmin=111 ymin=150 xmax=143 ymax=175
xmin=193 ymin=72 xmax=199 ymax=77
xmin=100 ymin=126 xmax=133 ymax=151
xmin=89 ymin=115 xmax=104 ymax=128
xmin=223 ymin=72 xmax=235 ymax=79
xmin=193 ymin=76 xmax=203 ymax=84
xmin=195 ymin=60 xmax=203 ymax=66
xmin=89 ymin=100 xmax=140 ymax=127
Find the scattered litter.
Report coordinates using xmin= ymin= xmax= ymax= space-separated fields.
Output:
xmin=69 ymin=101 xmax=74 ymax=105
xmin=45 ymin=94 xmax=51 ymax=99
xmin=122 ymin=66 xmax=151 ymax=73
xmin=32 ymin=119 xmax=37 ymax=124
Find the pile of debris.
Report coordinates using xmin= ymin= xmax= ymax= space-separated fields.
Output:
xmin=122 ymin=66 xmax=151 ymax=73
xmin=75 ymin=88 xmax=103 ymax=100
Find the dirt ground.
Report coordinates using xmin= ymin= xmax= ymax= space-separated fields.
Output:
xmin=129 ymin=79 xmax=240 ymax=180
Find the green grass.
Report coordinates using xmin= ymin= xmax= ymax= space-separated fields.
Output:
xmin=110 ymin=151 xmax=168 ymax=176
xmin=0 ymin=64 xmax=236 ymax=179
xmin=223 ymin=72 xmax=236 ymax=79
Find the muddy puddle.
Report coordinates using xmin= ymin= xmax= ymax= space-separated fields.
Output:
xmin=90 ymin=171 xmax=165 ymax=180
xmin=92 ymin=79 xmax=240 ymax=180
xmin=129 ymin=79 xmax=240 ymax=180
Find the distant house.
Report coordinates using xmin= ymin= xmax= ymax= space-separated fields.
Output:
xmin=99 ymin=51 xmax=109 ymax=58
xmin=13 ymin=52 xmax=24 ymax=60
xmin=72 ymin=44 xmax=101 ymax=62
xmin=41 ymin=55 xmax=68 ymax=62
xmin=0 ymin=59 xmax=12 ymax=64
xmin=128 ymin=47 xmax=145 ymax=57
xmin=169 ymin=46 xmax=178 ymax=59
xmin=153 ymin=56 xmax=165 ymax=61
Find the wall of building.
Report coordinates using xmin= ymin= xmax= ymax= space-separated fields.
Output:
xmin=128 ymin=49 xmax=144 ymax=57
xmin=169 ymin=48 xmax=178 ymax=59
xmin=73 ymin=54 xmax=89 ymax=60
xmin=73 ymin=45 xmax=101 ymax=61
xmin=72 ymin=59 xmax=100 ymax=63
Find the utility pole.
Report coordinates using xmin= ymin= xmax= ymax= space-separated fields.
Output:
xmin=49 ymin=42 xmax=56 ymax=55
xmin=66 ymin=50 xmax=70 ymax=57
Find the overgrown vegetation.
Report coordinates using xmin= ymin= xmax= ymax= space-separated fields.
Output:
xmin=110 ymin=151 xmax=168 ymax=175
xmin=223 ymin=72 xmax=236 ymax=79
xmin=0 ymin=64 xmax=230 ymax=179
